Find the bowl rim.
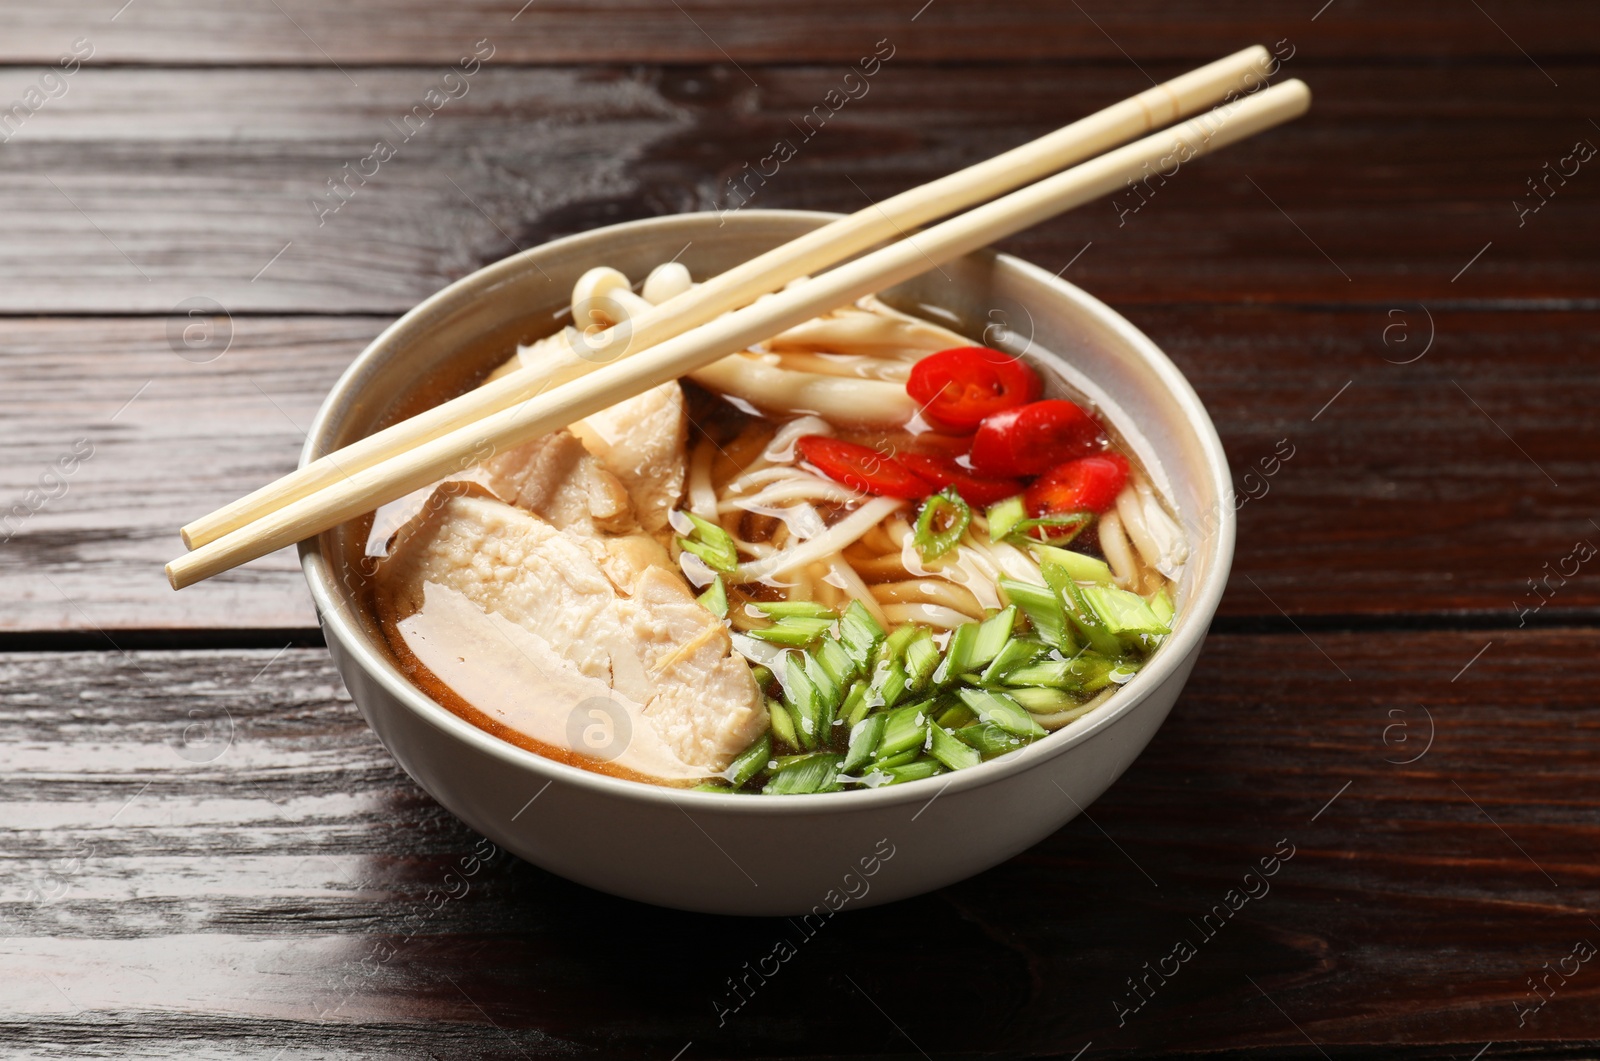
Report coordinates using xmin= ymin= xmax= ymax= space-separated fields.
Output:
xmin=299 ymin=208 xmax=1235 ymax=815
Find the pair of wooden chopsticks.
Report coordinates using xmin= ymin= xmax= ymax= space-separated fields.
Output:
xmin=168 ymin=47 xmax=1308 ymax=590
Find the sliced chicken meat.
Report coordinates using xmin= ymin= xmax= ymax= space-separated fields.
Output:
xmin=566 ymin=382 xmax=688 ymax=534
xmin=476 ymin=429 xmax=635 ymax=536
xmin=374 ymin=489 xmax=766 ymax=778
xmin=483 ymin=342 xmax=688 ymax=535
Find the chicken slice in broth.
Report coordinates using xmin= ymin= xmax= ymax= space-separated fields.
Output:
xmin=374 ymin=489 xmax=767 ymax=779
xmin=477 ymin=429 xmax=635 ymax=536
xmin=566 ymin=382 xmax=687 ymax=534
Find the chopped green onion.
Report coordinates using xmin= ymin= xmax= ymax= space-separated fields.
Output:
xmin=980 ymin=637 xmax=1045 ymax=684
xmin=875 ymin=702 xmax=930 ymax=761
xmin=903 ymin=629 xmax=941 ymax=692
xmin=986 ymin=495 xmax=1027 ymax=541
xmin=956 ymin=687 xmax=1047 ymax=739
xmin=675 ymin=511 xmax=738 ymax=573
xmin=871 ymin=658 xmax=910 ymax=710
xmin=803 ymin=653 xmax=842 ymax=739
xmin=871 ymin=748 xmax=922 ymax=771
xmin=934 ymin=622 xmax=979 ymax=683
xmin=1034 ymin=544 xmax=1115 ymax=586
xmin=955 ymin=721 xmax=1028 ymax=759
xmin=1006 ymin=685 xmax=1078 ymax=713
xmin=762 ymin=753 xmax=843 ymax=795
xmin=784 ymin=655 xmax=823 ymax=750
xmin=998 ymin=577 xmax=1068 ymax=649
xmin=803 ymin=650 xmax=841 ymax=709
xmin=1048 ymin=568 xmax=1124 ymax=657
xmin=816 ymin=636 xmax=857 ymax=689
xmin=767 ymin=696 xmax=799 ymax=748
xmin=840 ymin=680 xmax=873 ymax=729
xmin=1068 ymin=653 xmax=1122 ymax=690
xmin=1082 ymin=657 xmax=1142 ymax=693
xmin=842 ymin=713 xmax=887 ymax=774
xmin=838 ymin=600 xmax=886 ymax=667
xmin=723 ymin=733 xmax=771 ymax=787
xmin=879 ymin=623 xmax=920 ymax=666
xmin=914 ymin=488 xmax=971 ymax=562
xmin=693 ymin=780 xmax=732 ymax=792
xmin=1004 ymin=658 xmax=1088 ymax=689
xmin=748 ymin=616 xmax=835 ymax=646
xmin=1082 ymin=584 xmax=1170 ymax=640
xmin=1007 ymin=511 xmax=1093 ymax=547
xmin=968 ymin=606 xmax=1018 ymax=672
xmin=678 ymin=538 xmax=733 ymax=573
xmin=696 ymin=576 xmax=728 ymax=617
xmin=879 ymin=758 xmax=946 ymax=785
xmin=754 ymin=600 xmax=839 ymax=621
xmin=730 ymin=548 xmax=1153 ymax=793
xmin=927 ymin=724 xmax=983 ymax=771
xmin=936 ymin=702 xmax=977 ymax=730
xmin=1149 ymin=587 xmax=1175 ymax=627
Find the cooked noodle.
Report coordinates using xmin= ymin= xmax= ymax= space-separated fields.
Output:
xmin=733 ymin=495 xmax=904 ymax=584
xmin=1096 ymin=509 xmax=1139 ymax=590
xmin=879 ymin=602 xmax=975 ymax=630
xmin=823 ymin=553 xmax=889 ymax=625
xmin=870 ymin=579 xmax=986 ymax=620
xmin=721 ymin=475 xmax=867 ymax=511
xmin=687 ymin=438 xmax=718 ymax=519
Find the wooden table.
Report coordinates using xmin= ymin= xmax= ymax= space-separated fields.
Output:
xmin=4 ymin=3 xmax=1597 ymax=1057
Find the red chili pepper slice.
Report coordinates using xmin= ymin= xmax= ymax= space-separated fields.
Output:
xmin=899 ymin=430 xmax=976 ymax=459
xmin=969 ymin=399 xmax=1106 ymax=478
xmin=897 ymin=453 xmax=1023 ymax=508
xmin=906 ymin=347 xmax=1043 ymax=432
xmin=796 ymin=436 xmax=932 ymax=500
xmin=1024 ymin=453 xmax=1130 ymax=516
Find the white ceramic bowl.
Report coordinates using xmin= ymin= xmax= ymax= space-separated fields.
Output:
xmin=299 ymin=210 xmax=1234 ymax=916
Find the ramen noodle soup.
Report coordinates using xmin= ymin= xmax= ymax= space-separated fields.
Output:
xmin=360 ymin=261 xmax=1188 ymax=794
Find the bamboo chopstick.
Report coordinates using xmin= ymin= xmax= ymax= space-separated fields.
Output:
xmin=167 ymin=79 xmax=1309 ymax=591
xmin=178 ymin=45 xmax=1276 ymax=551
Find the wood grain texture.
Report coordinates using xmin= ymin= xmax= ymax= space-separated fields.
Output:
xmin=5 ymin=307 xmax=1596 ymax=633
xmin=0 ymin=63 xmax=1595 ymax=314
xmin=1155 ymin=305 xmax=1600 ymax=623
xmin=0 ymin=317 xmax=378 ymax=634
xmin=1 ymin=0 xmax=1594 ymax=64
xmin=1 ymin=631 xmax=1595 ymax=1057
xmin=4 ymin=2 xmax=1597 ymax=1052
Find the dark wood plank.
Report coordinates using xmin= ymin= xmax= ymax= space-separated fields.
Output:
xmin=0 ymin=316 xmax=378 ymax=634
xmin=2 ymin=0 xmax=1594 ymax=64
xmin=0 ymin=63 xmax=1596 ymax=314
xmin=1154 ymin=304 xmax=1600 ymax=623
xmin=5 ymin=306 xmax=1596 ymax=633
xmin=2 ymin=630 xmax=1596 ymax=1056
